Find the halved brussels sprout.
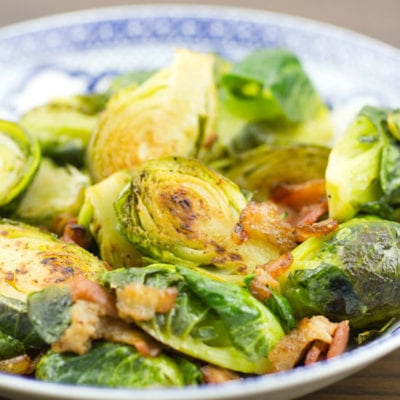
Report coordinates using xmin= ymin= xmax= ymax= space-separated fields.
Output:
xmin=0 ymin=120 xmax=41 ymax=210
xmin=78 ymin=170 xmax=142 ymax=268
xmin=326 ymin=105 xmax=400 ymax=222
xmin=279 ymin=217 xmax=400 ymax=328
xmin=105 ymin=264 xmax=284 ymax=374
xmin=223 ymin=144 xmax=330 ymax=201
xmin=88 ymin=48 xmax=217 ymax=181
xmin=36 ymin=341 xmax=202 ymax=388
xmin=0 ymin=219 xmax=107 ymax=302
xmin=13 ymin=158 xmax=90 ymax=229
xmin=20 ymin=94 xmax=105 ymax=167
xmin=114 ymin=156 xmax=281 ymax=276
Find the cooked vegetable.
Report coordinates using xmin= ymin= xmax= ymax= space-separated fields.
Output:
xmin=223 ymin=144 xmax=330 ymax=201
xmin=0 ymin=219 xmax=107 ymax=302
xmin=114 ymin=156 xmax=281 ymax=276
xmin=13 ymin=158 xmax=90 ymax=229
xmin=20 ymin=94 xmax=105 ymax=167
xmin=279 ymin=218 xmax=400 ymax=328
xmin=0 ymin=120 xmax=41 ymax=211
xmin=0 ymin=294 xmax=45 ymax=354
xmin=326 ymin=106 xmax=400 ymax=222
xmin=88 ymin=48 xmax=217 ymax=181
xmin=105 ymin=264 xmax=284 ymax=374
xmin=0 ymin=330 xmax=25 ymax=361
xmin=78 ymin=170 xmax=142 ymax=268
xmin=36 ymin=341 xmax=202 ymax=387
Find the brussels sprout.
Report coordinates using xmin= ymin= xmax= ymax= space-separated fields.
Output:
xmin=20 ymin=94 xmax=105 ymax=167
xmin=88 ymin=48 xmax=217 ymax=181
xmin=0 ymin=120 xmax=41 ymax=210
xmin=223 ymin=144 xmax=330 ymax=201
xmin=36 ymin=341 xmax=202 ymax=387
xmin=13 ymin=158 xmax=90 ymax=229
xmin=78 ymin=170 xmax=142 ymax=268
xmin=0 ymin=219 xmax=107 ymax=302
xmin=326 ymin=105 xmax=400 ymax=222
xmin=279 ymin=218 xmax=400 ymax=328
xmin=104 ymin=264 xmax=284 ymax=374
xmin=114 ymin=156 xmax=281 ymax=276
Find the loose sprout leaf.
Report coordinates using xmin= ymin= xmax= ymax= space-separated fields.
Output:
xmin=178 ymin=266 xmax=284 ymax=361
xmin=279 ymin=218 xmax=400 ymax=328
xmin=0 ymin=294 xmax=45 ymax=350
xmin=0 ymin=330 xmax=25 ymax=361
xmin=0 ymin=120 xmax=41 ymax=211
xmin=27 ymin=286 xmax=73 ymax=344
xmin=36 ymin=341 xmax=200 ymax=387
xmin=221 ymin=48 xmax=325 ymax=123
xmin=104 ymin=264 xmax=284 ymax=374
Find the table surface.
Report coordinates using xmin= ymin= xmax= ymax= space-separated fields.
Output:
xmin=0 ymin=1 xmax=399 ymax=399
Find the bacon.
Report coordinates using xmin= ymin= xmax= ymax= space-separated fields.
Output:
xmin=61 ymin=217 xmax=92 ymax=249
xmin=295 ymin=218 xmax=338 ymax=242
xmin=304 ymin=340 xmax=329 ymax=366
xmin=262 ymin=252 xmax=293 ymax=279
xmin=116 ymin=282 xmax=178 ymax=322
xmin=271 ymin=179 xmax=326 ymax=211
xmin=233 ymin=201 xmax=296 ymax=252
xmin=201 ymin=364 xmax=241 ymax=384
xmin=290 ymin=201 xmax=329 ymax=226
xmin=327 ymin=320 xmax=350 ymax=359
xmin=67 ymin=276 xmax=117 ymax=317
xmin=248 ymin=274 xmax=273 ymax=302
xmin=267 ymin=316 xmax=338 ymax=373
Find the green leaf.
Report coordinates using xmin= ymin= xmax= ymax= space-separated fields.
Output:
xmin=36 ymin=341 xmax=200 ymax=387
xmin=221 ymin=48 xmax=324 ymax=122
xmin=0 ymin=329 xmax=25 ymax=360
xmin=27 ymin=286 xmax=73 ymax=344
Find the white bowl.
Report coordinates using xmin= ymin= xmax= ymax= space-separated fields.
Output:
xmin=0 ymin=4 xmax=399 ymax=400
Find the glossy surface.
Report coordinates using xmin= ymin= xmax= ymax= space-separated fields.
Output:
xmin=0 ymin=4 xmax=399 ymax=400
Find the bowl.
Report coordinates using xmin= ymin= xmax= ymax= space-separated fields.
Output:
xmin=0 ymin=4 xmax=399 ymax=400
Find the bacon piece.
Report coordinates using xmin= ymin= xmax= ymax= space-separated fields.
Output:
xmin=327 ymin=320 xmax=350 ymax=359
xmin=295 ymin=218 xmax=338 ymax=242
xmin=304 ymin=340 xmax=329 ymax=366
xmin=262 ymin=252 xmax=293 ymax=279
xmin=201 ymin=364 xmax=241 ymax=384
xmin=271 ymin=179 xmax=326 ymax=211
xmin=61 ymin=217 xmax=92 ymax=249
xmin=267 ymin=316 xmax=338 ymax=373
xmin=248 ymin=274 xmax=273 ymax=302
xmin=116 ymin=282 xmax=178 ymax=322
xmin=67 ymin=276 xmax=117 ymax=317
xmin=233 ymin=201 xmax=296 ymax=252
xmin=290 ymin=201 xmax=329 ymax=226
xmin=53 ymin=300 xmax=161 ymax=357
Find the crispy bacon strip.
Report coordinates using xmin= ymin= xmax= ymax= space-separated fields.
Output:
xmin=327 ymin=320 xmax=350 ymax=359
xmin=290 ymin=201 xmax=329 ymax=226
xmin=116 ymin=282 xmax=178 ymax=322
xmin=67 ymin=276 xmax=117 ymax=317
xmin=201 ymin=364 xmax=241 ymax=384
xmin=304 ymin=340 xmax=329 ymax=366
xmin=60 ymin=217 xmax=92 ymax=249
xmin=295 ymin=218 xmax=338 ymax=242
xmin=262 ymin=252 xmax=293 ymax=279
xmin=53 ymin=300 xmax=161 ymax=357
xmin=233 ymin=201 xmax=296 ymax=252
xmin=267 ymin=316 xmax=338 ymax=373
xmin=248 ymin=274 xmax=273 ymax=302
xmin=271 ymin=179 xmax=326 ymax=211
